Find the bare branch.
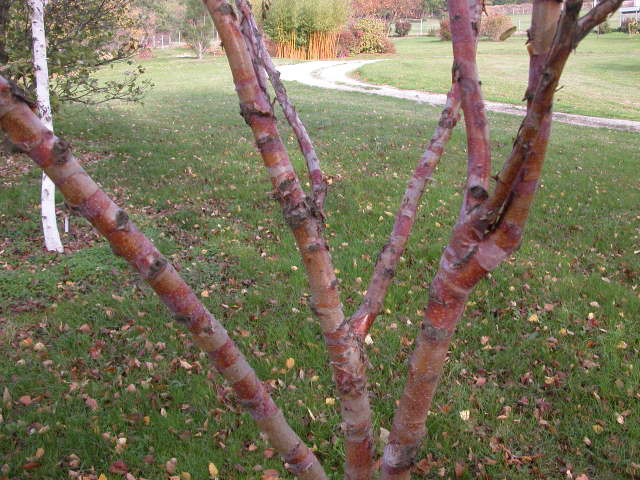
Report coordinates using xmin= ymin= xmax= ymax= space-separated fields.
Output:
xmin=0 ymin=74 xmax=326 ymax=480
xmin=351 ymin=0 xmax=485 ymax=341
xmin=481 ymin=0 xmax=583 ymax=232
xmin=235 ymin=0 xmax=328 ymax=215
xmin=350 ymin=87 xmax=461 ymax=339
xmin=449 ymin=0 xmax=491 ymax=215
xmin=203 ymin=2 xmax=375 ymax=477
xmin=576 ymin=0 xmax=624 ymax=42
xmin=380 ymin=1 xmax=584 ymax=477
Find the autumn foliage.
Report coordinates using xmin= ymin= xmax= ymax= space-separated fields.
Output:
xmin=351 ymin=0 xmax=423 ymax=20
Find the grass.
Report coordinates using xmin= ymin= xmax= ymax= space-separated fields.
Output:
xmin=356 ymin=33 xmax=640 ymax=121
xmin=1 ymin=48 xmax=639 ymax=480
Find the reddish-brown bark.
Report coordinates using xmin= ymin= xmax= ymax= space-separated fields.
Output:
xmin=235 ymin=0 xmax=328 ymax=214
xmin=380 ymin=1 xmax=585 ymax=477
xmin=350 ymin=86 xmax=461 ymax=339
xmin=204 ymin=1 xmax=375 ymax=478
xmin=0 ymin=0 xmax=621 ymax=476
xmin=350 ymin=0 xmax=484 ymax=340
xmin=448 ymin=0 xmax=491 ymax=215
xmin=0 ymin=76 xmax=327 ymax=480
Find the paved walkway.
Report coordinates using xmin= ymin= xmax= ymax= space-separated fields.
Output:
xmin=278 ymin=60 xmax=640 ymax=133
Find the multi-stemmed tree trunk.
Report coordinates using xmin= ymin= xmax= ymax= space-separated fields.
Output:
xmin=0 ymin=0 xmax=623 ymax=477
xmin=28 ymin=0 xmax=64 ymax=253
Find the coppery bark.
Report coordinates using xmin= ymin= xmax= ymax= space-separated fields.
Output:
xmin=380 ymin=0 xmax=585 ymax=477
xmin=350 ymin=0 xmax=484 ymax=340
xmin=1 ymin=0 xmax=622 ymax=475
xmin=204 ymin=2 xmax=375 ymax=478
xmin=350 ymin=87 xmax=461 ymax=339
xmin=235 ymin=0 xmax=328 ymax=215
xmin=449 ymin=0 xmax=491 ymax=215
xmin=0 ymin=75 xmax=327 ymax=480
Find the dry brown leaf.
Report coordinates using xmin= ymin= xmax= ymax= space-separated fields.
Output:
xmin=84 ymin=396 xmax=98 ymax=410
xmin=166 ymin=458 xmax=177 ymax=474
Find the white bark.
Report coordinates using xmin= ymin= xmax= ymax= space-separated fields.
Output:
xmin=29 ymin=0 xmax=63 ymax=253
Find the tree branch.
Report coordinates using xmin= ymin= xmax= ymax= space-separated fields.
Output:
xmin=380 ymin=0 xmax=587 ymax=477
xmin=448 ymin=0 xmax=491 ymax=216
xmin=235 ymin=0 xmax=328 ymax=215
xmin=0 ymin=74 xmax=326 ymax=480
xmin=350 ymin=86 xmax=461 ymax=339
xmin=350 ymin=0 xmax=485 ymax=341
xmin=204 ymin=2 xmax=375 ymax=478
xmin=576 ymin=0 xmax=624 ymax=42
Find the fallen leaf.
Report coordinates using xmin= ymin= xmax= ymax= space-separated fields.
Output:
xmin=85 ymin=396 xmax=99 ymax=411
xmin=109 ymin=460 xmax=129 ymax=474
xmin=166 ymin=458 xmax=177 ymax=474
xmin=454 ymin=461 xmax=465 ymax=477
xmin=263 ymin=448 xmax=275 ymax=459
xmin=2 ymin=387 xmax=11 ymax=409
xmin=208 ymin=462 xmax=219 ymax=478
xmin=19 ymin=395 xmax=32 ymax=406
xmin=325 ymin=397 xmax=335 ymax=406
xmin=285 ymin=357 xmax=295 ymax=370
xmin=262 ymin=469 xmax=280 ymax=480
xmin=459 ymin=410 xmax=470 ymax=421
xmin=98 ymin=475 xmax=108 ymax=480
xmin=528 ymin=313 xmax=539 ymax=323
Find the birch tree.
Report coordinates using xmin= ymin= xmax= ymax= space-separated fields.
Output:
xmin=28 ymin=0 xmax=63 ymax=252
xmin=0 ymin=0 xmax=625 ymax=477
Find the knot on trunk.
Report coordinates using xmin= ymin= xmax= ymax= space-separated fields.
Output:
xmin=239 ymin=101 xmax=272 ymax=125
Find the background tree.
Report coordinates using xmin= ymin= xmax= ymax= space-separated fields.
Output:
xmin=0 ymin=0 xmax=150 ymax=108
xmin=27 ymin=0 xmax=63 ymax=253
xmin=182 ymin=0 xmax=214 ymax=59
xmin=422 ymin=0 xmax=447 ymax=17
xmin=253 ymin=0 xmax=349 ymax=47
xmin=351 ymin=0 xmax=424 ymax=22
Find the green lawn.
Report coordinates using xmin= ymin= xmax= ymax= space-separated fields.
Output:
xmin=356 ymin=33 xmax=640 ymax=121
xmin=1 ymin=49 xmax=639 ymax=479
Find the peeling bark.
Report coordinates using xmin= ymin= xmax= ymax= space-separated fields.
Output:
xmin=448 ymin=0 xmax=491 ymax=216
xmin=0 ymin=75 xmax=326 ymax=480
xmin=350 ymin=87 xmax=461 ymax=339
xmin=204 ymin=1 xmax=374 ymax=477
xmin=381 ymin=1 xmax=586 ymax=478
xmin=28 ymin=0 xmax=63 ymax=253
xmin=235 ymin=0 xmax=328 ymax=215
xmin=0 ymin=0 xmax=622 ymax=475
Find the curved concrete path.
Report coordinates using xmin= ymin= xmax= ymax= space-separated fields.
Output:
xmin=278 ymin=60 xmax=640 ymax=133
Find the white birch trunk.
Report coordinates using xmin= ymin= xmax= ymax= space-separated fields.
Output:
xmin=29 ymin=0 xmax=63 ymax=253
